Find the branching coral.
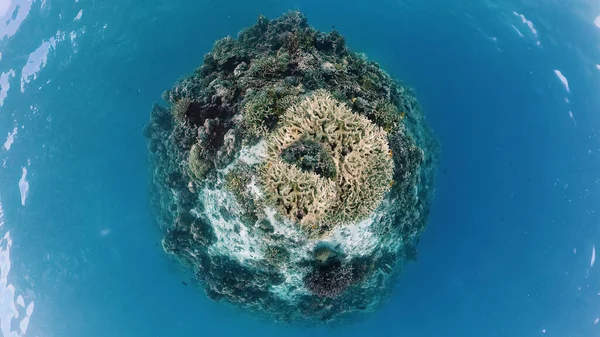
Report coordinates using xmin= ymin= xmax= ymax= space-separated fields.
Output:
xmin=248 ymin=53 xmax=290 ymax=78
xmin=370 ymin=100 xmax=403 ymax=132
xmin=259 ymin=90 xmax=394 ymax=233
xmin=242 ymin=92 xmax=277 ymax=137
xmin=242 ymin=89 xmax=301 ymax=138
xmin=260 ymin=158 xmax=337 ymax=227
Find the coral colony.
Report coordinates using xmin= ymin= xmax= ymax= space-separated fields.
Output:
xmin=144 ymin=11 xmax=437 ymax=323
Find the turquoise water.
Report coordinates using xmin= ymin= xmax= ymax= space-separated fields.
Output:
xmin=1 ymin=0 xmax=600 ymax=336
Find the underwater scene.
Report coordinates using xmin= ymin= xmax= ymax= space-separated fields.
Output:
xmin=1 ymin=0 xmax=600 ymax=336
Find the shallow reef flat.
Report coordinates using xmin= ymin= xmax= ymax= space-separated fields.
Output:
xmin=144 ymin=11 xmax=438 ymax=324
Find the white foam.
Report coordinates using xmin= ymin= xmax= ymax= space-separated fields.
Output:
xmin=238 ymin=140 xmax=267 ymax=165
xmin=16 ymin=295 xmax=24 ymax=307
xmin=0 ymin=70 xmax=15 ymax=107
xmin=514 ymin=12 xmax=538 ymax=35
xmin=219 ymin=140 xmax=267 ymax=176
xmin=554 ymin=70 xmax=570 ymax=93
xmin=568 ymin=111 xmax=575 ymax=124
xmin=594 ymin=15 xmax=600 ymax=28
xmin=21 ymin=37 xmax=58 ymax=92
xmin=20 ymin=31 xmax=68 ymax=92
xmin=73 ymin=9 xmax=82 ymax=21
xmin=0 ymin=200 xmax=35 ymax=336
xmin=591 ymin=245 xmax=596 ymax=267
xmin=3 ymin=127 xmax=17 ymax=151
xmin=25 ymin=302 xmax=33 ymax=316
xmin=0 ymin=0 xmax=33 ymax=41
xmin=203 ymin=187 xmax=263 ymax=263
xmin=513 ymin=12 xmax=540 ymax=45
xmin=18 ymin=167 xmax=29 ymax=206
xmin=510 ymin=25 xmax=524 ymax=38
xmin=329 ymin=216 xmax=379 ymax=257
xmin=0 ymin=0 xmax=10 ymax=17
xmin=247 ymin=176 xmax=263 ymax=198
xmin=270 ymin=266 xmax=309 ymax=302
xmin=202 ymin=154 xmax=400 ymax=301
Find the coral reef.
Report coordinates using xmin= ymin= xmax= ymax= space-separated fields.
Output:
xmin=145 ymin=11 xmax=437 ymax=324
xmin=260 ymin=90 xmax=394 ymax=234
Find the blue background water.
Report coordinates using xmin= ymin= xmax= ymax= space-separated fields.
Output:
xmin=1 ymin=0 xmax=599 ymax=336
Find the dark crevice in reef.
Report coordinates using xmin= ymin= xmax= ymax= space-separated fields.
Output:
xmin=281 ymin=139 xmax=337 ymax=179
xmin=145 ymin=11 xmax=438 ymax=325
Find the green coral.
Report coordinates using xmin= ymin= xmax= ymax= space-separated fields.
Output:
xmin=188 ymin=143 xmax=210 ymax=181
xmin=370 ymin=101 xmax=403 ymax=132
xmin=275 ymin=94 xmax=300 ymax=114
xmin=211 ymin=36 xmax=238 ymax=67
xmin=242 ymin=91 xmax=277 ymax=137
xmin=259 ymin=90 xmax=395 ymax=234
xmin=242 ymin=89 xmax=300 ymax=138
xmin=283 ymin=29 xmax=317 ymax=53
xmin=248 ymin=53 xmax=290 ymax=78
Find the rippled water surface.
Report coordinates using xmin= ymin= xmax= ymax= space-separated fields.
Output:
xmin=1 ymin=0 xmax=600 ymax=336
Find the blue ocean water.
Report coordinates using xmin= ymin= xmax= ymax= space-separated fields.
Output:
xmin=0 ymin=0 xmax=599 ymax=336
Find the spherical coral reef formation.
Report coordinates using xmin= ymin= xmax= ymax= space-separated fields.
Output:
xmin=145 ymin=11 xmax=437 ymax=324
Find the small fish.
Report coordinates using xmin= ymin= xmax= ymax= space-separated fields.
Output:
xmin=400 ymin=112 xmax=405 ymax=119
xmin=181 ymin=281 xmax=188 ymax=286
xmin=351 ymin=97 xmax=357 ymax=103
xmin=389 ymin=180 xmax=394 ymax=187
xmin=388 ymin=149 xmax=393 ymax=157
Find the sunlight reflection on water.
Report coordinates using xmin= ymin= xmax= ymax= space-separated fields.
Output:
xmin=0 ymin=200 xmax=34 ymax=337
